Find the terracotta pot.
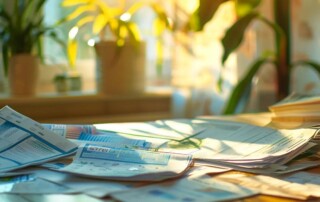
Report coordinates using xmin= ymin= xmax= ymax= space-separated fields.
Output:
xmin=95 ymin=41 xmax=146 ymax=95
xmin=8 ymin=54 xmax=38 ymax=97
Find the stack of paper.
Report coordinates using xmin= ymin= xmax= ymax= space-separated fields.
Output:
xmin=0 ymin=106 xmax=78 ymax=173
xmin=1 ymin=105 xmax=320 ymax=201
xmin=156 ymin=119 xmax=317 ymax=170
xmin=269 ymin=93 xmax=320 ymax=122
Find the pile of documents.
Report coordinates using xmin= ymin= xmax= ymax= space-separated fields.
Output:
xmin=1 ymin=105 xmax=320 ymax=201
xmin=269 ymin=93 xmax=320 ymax=122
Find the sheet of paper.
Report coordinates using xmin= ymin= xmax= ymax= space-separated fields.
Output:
xmin=0 ymin=193 xmax=101 ymax=202
xmin=283 ymin=172 xmax=320 ymax=197
xmin=216 ymin=173 xmax=312 ymax=200
xmin=23 ymin=167 xmax=132 ymax=198
xmin=0 ymin=194 xmax=30 ymax=202
xmin=44 ymin=123 xmax=156 ymax=150
xmin=94 ymin=119 xmax=206 ymax=140
xmin=157 ymin=119 xmax=316 ymax=168
xmin=269 ymin=93 xmax=320 ymax=109
xmin=54 ymin=143 xmax=193 ymax=181
xmin=195 ymin=120 xmax=315 ymax=160
xmin=22 ymin=194 xmax=104 ymax=202
xmin=111 ymin=175 xmax=257 ymax=202
xmin=184 ymin=165 xmax=232 ymax=177
xmin=0 ymin=174 xmax=71 ymax=194
xmin=74 ymin=132 xmax=152 ymax=149
xmin=0 ymin=171 xmax=31 ymax=177
xmin=43 ymin=123 xmax=97 ymax=139
xmin=0 ymin=106 xmax=78 ymax=172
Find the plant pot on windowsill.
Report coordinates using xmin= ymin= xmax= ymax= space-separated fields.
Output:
xmin=8 ymin=54 xmax=39 ymax=97
xmin=95 ymin=40 xmax=146 ymax=95
xmin=53 ymin=72 xmax=82 ymax=93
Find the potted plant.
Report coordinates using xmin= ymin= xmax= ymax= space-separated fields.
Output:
xmin=0 ymin=0 xmax=64 ymax=96
xmin=187 ymin=0 xmax=320 ymax=114
xmin=52 ymin=26 xmax=82 ymax=93
xmin=60 ymin=0 xmax=171 ymax=95
xmin=53 ymin=70 xmax=82 ymax=93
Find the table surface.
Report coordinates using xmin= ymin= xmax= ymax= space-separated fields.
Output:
xmin=1 ymin=112 xmax=319 ymax=202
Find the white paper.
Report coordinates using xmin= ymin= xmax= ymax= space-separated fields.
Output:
xmin=157 ymin=119 xmax=316 ymax=168
xmin=23 ymin=167 xmax=132 ymax=198
xmin=43 ymin=123 xmax=97 ymax=139
xmin=111 ymin=175 xmax=257 ymax=202
xmin=55 ymin=143 xmax=193 ymax=181
xmin=0 ymin=194 xmax=30 ymax=202
xmin=74 ymin=133 xmax=152 ymax=150
xmin=216 ymin=173 xmax=312 ymax=200
xmin=196 ymin=150 xmax=320 ymax=175
xmin=0 ymin=174 xmax=71 ymax=194
xmin=22 ymin=194 xmax=104 ymax=202
xmin=94 ymin=119 xmax=206 ymax=141
xmin=184 ymin=165 xmax=232 ymax=177
xmin=0 ymin=106 xmax=78 ymax=172
xmin=283 ymin=172 xmax=320 ymax=197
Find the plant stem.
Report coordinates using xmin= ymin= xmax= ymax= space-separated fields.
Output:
xmin=273 ymin=0 xmax=291 ymax=100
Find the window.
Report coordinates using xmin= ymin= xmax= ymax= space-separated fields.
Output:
xmin=38 ymin=0 xmax=173 ymax=95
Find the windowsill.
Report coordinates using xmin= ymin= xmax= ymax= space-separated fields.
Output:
xmin=0 ymin=88 xmax=172 ymax=124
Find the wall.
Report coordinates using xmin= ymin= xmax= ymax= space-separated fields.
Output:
xmin=252 ymin=0 xmax=320 ymax=112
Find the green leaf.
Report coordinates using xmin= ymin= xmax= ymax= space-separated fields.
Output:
xmin=34 ymin=0 xmax=46 ymax=15
xmin=48 ymin=31 xmax=66 ymax=51
xmin=258 ymin=16 xmax=285 ymax=58
xmin=189 ymin=0 xmax=229 ymax=31
xmin=36 ymin=35 xmax=44 ymax=63
xmin=2 ymin=43 xmax=9 ymax=76
xmin=222 ymin=58 xmax=270 ymax=114
xmin=21 ymin=0 xmax=35 ymax=28
xmin=235 ymin=0 xmax=261 ymax=16
xmin=222 ymin=12 xmax=259 ymax=64
xmin=0 ymin=7 xmax=11 ymax=22
xmin=292 ymin=60 xmax=320 ymax=75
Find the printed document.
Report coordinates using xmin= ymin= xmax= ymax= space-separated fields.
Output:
xmin=0 ymin=106 xmax=78 ymax=172
xmin=43 ymin=124 xmax=97 ymax=139
xmin=216 ymin=173 xmax=312 ymax=200
xmin=43 ymin=123 xmax=154 ymax=150
xmin=0 ymin=174 xmax=71 ymax=194
xmin=22 ymin=167 xmax=132 ymax=198
xmin=157 ymin=119 xmax=316 ymax=168
xmin=53 ymin=143 xmax=193 ymax=181
xmin=111 ymin=175 xmax=257 ymax=202
xmin=283 ymin=172 xmax=320 ymax=197
xmin=94 ymin=119 xmax=206 ymax=140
